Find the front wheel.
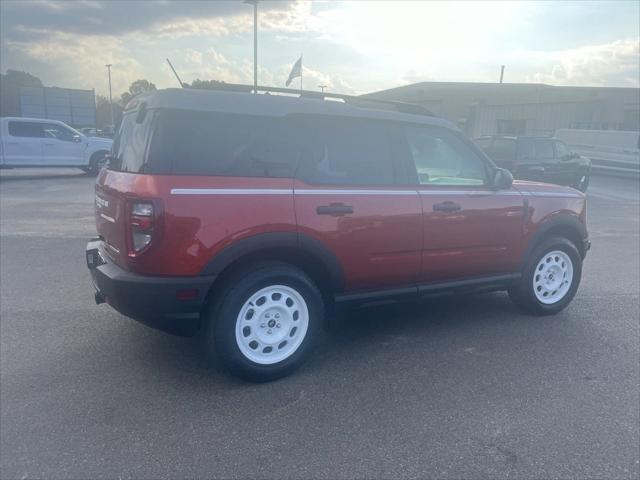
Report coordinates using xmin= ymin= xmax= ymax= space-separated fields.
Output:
xmin=85 ymin=152 xmax=108 ymax=176
xmin=204 ymin=262 xmax=323 ymax=382
xmin=509 ymin=236 xmax=582 ymax=315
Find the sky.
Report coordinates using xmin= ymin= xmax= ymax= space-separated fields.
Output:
xmin=1 ymin=0 xmax=638 ymax=98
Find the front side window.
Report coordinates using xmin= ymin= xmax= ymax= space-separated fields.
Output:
xmin=534 ymin=139 xmax=554 ymax=159
xmin=553 ymin=140 xmax=572 ymax=158
xmin=296 ymin=116 xmax=395 ymax=185
xmin=403 ymin=125 xmax=487 ymax=186
xmin=479 ymin=138 xmax=516 ymax=162
xmin=8 ymin=121 xmax=44 ymax=138
xmin=42 ymin=123 xmax=77 ymax=142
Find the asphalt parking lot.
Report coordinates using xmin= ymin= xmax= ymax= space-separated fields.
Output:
xmin=1 ymin=170 xmax=638 ymax=479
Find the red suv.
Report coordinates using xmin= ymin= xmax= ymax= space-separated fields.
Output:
xmin=86 ymin=88 xmax=589 ymax=381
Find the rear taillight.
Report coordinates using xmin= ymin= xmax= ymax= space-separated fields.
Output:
xmin=128 ymin=201 xmax=157 ymax=256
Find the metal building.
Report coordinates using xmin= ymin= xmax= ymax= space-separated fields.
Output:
xmin=17 ymin=86 xmax=96 ymax=127
xmin=365 ymin=82 xmax=639 ymax=138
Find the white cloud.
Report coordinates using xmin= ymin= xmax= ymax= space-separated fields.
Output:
xmin=527 ymin=38 xmax=640 ymax=87
xmin=5 ymin=31 xmax=145 ymax=95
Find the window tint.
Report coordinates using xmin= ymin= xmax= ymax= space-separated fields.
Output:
xmin=296 ymin=117 xmax=395 ymax=185
xmin=110 ymin=111 xmax=152 ymax=173
xmin=480 ymin=138 xmax=516 ymax=161
xmin=534 ymin=139 xmax=554 ymax=159
xmin=402 ymin=125 xmax=487 ymax=186
xmin=43 ymin=123 xmax=77 ymax=142
xmin=147 ymin=109 xmax=299 ymax=177
xmin=554 ymin=140 xmax=572 ymax=158
xmin=8 ymin=121 xmax=44 ymax=138
xmin=517 ymin=138 xmax=536 ymax=163
xmin=474 ymin=138 xmax=492 ymax=149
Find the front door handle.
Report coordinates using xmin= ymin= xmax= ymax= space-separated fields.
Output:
xmin=316 ymin=204 xmax=354 ymax=216
xmin=433 ymin=201 xmax=461 ymax=212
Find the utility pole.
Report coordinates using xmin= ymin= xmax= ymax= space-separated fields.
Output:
xmin=105 ymin=64 xmax=114 ymax=126
xmin=318 ymin=84 xmax=327 ymax=93
xmin=499 ymin=65 xmax=505 ymax=84
xmin=244 ymin=0 xmax=258 ymax=92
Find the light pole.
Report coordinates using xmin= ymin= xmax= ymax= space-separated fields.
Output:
xmin=105 ymin=64 xmax=114 ymax=126
xmin=318 ymin=84 xmax=328 ymax=93
xmin=244 ymin=0 xmax=258 ymax=92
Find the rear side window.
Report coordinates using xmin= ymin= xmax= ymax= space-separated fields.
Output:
xmin=296 ymin=116 xmax=395 ymax=185
xmin=148 ymin=109 xmax=300 ymax=177
xmin=8 ymin=121 xmax=44 ymax=138
xmin=517 ymin=138 xmax=536 ymax=163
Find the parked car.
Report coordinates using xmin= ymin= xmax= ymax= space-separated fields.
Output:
xmin=474 ymin=135 xmax=591 ymax=192
xmin=0 ymin=117 xmax=112 ymax=175
xmin=86 ymin=89 xmax=590 ymax=381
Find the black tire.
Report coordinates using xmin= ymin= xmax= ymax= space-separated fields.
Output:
xmin=577 ymin=174 xmax=590 ymax=192
xmin=85 ymin=152 xmax=108 ymax=176
xmin=203 ymin=261 xmax=324 ymax=382
xmin=509 ymin=236 xmax=582 ymax=315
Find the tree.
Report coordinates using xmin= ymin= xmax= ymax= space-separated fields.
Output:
xmin=120 ymin=79 xmax=156 ymax=105
xmin=95 ymin=94 xmax=122 ymax=129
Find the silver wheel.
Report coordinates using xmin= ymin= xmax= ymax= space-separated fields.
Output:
xmin=235 ymin=285 xmax=309 ymax=365
xmin=533 ymin=250 xmax=574 ymax=304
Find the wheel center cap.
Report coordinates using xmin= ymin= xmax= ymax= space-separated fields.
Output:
xmin=267 ymin=319 xmax=276 ymax=328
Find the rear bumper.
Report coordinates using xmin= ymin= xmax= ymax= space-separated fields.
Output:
xmin=86 ymin=239 xmax=215 ymax=336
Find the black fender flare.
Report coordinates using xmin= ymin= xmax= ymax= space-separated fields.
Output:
xmin=200 ymin=232 xmax=345 ymax=292
xmin=522 ymin=214 xmax=588 ymax=267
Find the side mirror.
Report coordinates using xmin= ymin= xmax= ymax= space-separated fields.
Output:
xmin=73 ymin=134 xmax=82 ymax=143
xmin=493 ymin=168 xmax=513 ymax=190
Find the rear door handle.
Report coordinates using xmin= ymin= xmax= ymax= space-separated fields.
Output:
xmin=433 ymin=201 xmax=461 ymax=212
xmin=316 ymin=204 xmax=354 ymax=216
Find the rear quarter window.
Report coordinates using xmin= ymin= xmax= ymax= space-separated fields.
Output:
xmin=147 ymin=109 xmax=301 ymax=177
xmin=110 ymin=111 xmax=152 ymax=173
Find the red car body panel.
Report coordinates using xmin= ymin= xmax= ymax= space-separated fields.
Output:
xmin=417 ymin=186 xmax=525 ymax=282
xmin=292 ymin=180 xmax=423 ymax=291
xmin=96 ymin=170 xmax=586 ymax=293
xmin=96 ymin=169 xmax=297 ymax=276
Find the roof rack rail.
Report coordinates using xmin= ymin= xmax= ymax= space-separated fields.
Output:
xmin=184 ymin=82 xmax=436 ymax=117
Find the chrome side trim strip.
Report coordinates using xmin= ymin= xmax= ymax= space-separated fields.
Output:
xmin=169 ymin=187 xmax=581 ymax=198
xmin=296 ymin=189 xmax=415 ymax=195
xmin=99 ymin=213 xmax=115 ymax=223
xmin=171 ymin=188 xmax=294 ymax=195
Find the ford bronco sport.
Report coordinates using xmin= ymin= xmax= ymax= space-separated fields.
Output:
xmin=86 ymin=88 xmax=589 ymax=381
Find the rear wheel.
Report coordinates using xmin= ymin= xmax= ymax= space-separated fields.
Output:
xmin=204 ymin=262 xmax=323 ymax=382
xmin=509 ymin=236 xmax=582 ymax=315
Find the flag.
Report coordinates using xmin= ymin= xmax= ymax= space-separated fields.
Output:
xmin=286 ymin=56 xmax=302 ymax=87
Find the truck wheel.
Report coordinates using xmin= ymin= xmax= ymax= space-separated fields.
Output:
xmin=509 ymin=236 xmax=582 ymax=316
xmin=204 ymin=262 xmax=323 ymax=382
xmin=577 ymin=174 xmax=590 ymax=192
xmin=85 ymin=152 xmax=108 ymax=176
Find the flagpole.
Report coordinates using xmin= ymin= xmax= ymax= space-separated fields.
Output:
xmin=300 ymin=55 xmax=303 ymax=93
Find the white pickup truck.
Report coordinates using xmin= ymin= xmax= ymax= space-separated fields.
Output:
xmin=0 ymin=117 xmax=113 ymax=175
